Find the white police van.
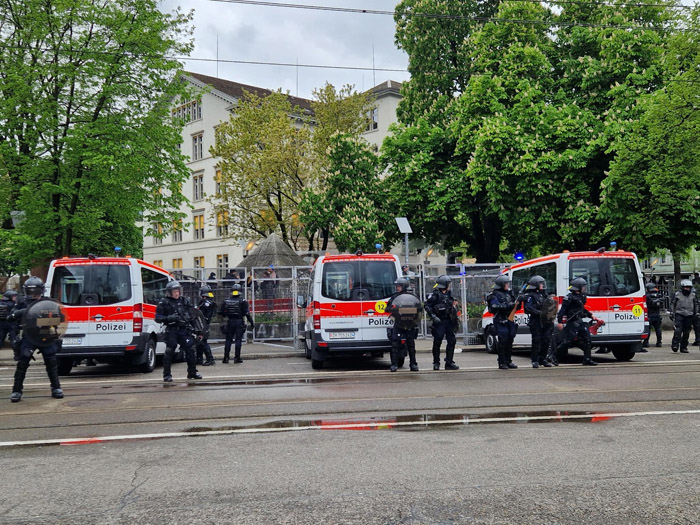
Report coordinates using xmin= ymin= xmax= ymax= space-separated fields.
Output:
xmin=46 ymin=256 xmax=173 ymax=375
xmin=301 ymin=252 xmax=402 ymax=369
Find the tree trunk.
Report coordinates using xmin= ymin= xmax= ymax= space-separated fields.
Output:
xmin=321 ymin=228 xmax=329 ymax=251
xmin=672 ymin=252 xmax=682 ymax=288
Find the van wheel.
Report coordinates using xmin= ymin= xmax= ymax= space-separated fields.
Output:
xmin=611 ymin=343 xmax=637 ymax=362
xmin=311 ymin=358 xmax=323 ymax=370
xmin=139 ymin=339 xmax=157 ymax=373
xmin=57 ymin=358 xmax=73 ymax=376
xmin=484 ymin=326 xmax=497 ymax=354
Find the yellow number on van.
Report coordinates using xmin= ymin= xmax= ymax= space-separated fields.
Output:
xmin=375 ymin=301 xmax=387 ymax=314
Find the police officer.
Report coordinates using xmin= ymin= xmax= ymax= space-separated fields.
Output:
xmin=556 ymin=278 xmax=601 ymax=366
xmin=523 ymin=275 xmax=553 ymax=368
xmin=195 ymin=285 xmax=216 ymax=366
xmin=670 ymin=279 xmax=697 ymax=354
xmin=644 ymin=282 xmax=664 ymax=348
xmin=487 ymin=275 xmax=518 ymax=370
xmin=155 ymin=281 xmax=202 ymax=382
xmin=424 ymin=275 xmax=459 ymax=370
xmin=219 ymin=284 xmax=254 ymax=363
xmin=0 ymin=290 xmax=18 ymax=349
xmin=386 ymin=277 xmax=420 ymax=372
xmin=9 ymin=277 xmax=63 ymax=402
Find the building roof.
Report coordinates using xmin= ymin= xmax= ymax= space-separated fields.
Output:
xmin=367 ymin=80 xmax=402 ymax=97
xmin=183 ymin=71 xmax=314 ymax=113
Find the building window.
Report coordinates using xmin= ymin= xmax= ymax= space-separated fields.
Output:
xmin=193 ymin=212 xmax=205 ymax=240
xmin=172 ymin=100 xmax=202 ymax=122
xmin=193 ymin=172 xmax=204 ymax=201
xmin=153 ymin=260 xmax=163 ymax=268
xmin=215 ymin=169 xmax=222 ymax=196
xmin=192 ymin=133 xmax=203 ymax=161
xmin=366 ymin=108 xmax=378 ymax=131
xmin=172 ymin=258 xmax=183 ymax=279
xmin=194 ymin=256 xmax=205 ymax=280
xmin=217 ymin=210 xmax=229 ymax=237
xmin=152 ymin=223 xmax=163 ymax=245
xmin=172 ymin=219 xmax=183 ymax=243
xmin=217 ymin=254 xmax=229 ymax=278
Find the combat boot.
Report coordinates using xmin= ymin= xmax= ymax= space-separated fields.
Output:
xmin=582 ymin=357 xmax=598 ymax=366
xmin=203 ymin=359 xmax=216 ymax=366
xmin=532 ymin=361 xmax=539 ymax=369
xmin=10 ymin=391 xmax=22 ymax=402
xmin=444 ymin=361 xmax=459 ymax=370
xmin=507 ymin=362 xmax=518 ymax=369
xmin=187 ymin=372 xmax=203 ymax=379
xmin=433 ymin=362 xmax=440 ymax=370
xmin=51 ymin=388 xmax=64 ymax=399
xmin=222 ymin=350 xmax=230 ymax=364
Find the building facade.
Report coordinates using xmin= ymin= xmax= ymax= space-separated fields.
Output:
xmin=143 ymin=72 xmax=404 ymax=275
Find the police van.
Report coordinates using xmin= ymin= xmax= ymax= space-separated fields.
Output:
xmin=300 ymin=252 xmax=402 ymax=369
xmin=481 ymin=250 xmax=647 ymax=361
xmin=45 ymin=256 xmax=173 ymax=375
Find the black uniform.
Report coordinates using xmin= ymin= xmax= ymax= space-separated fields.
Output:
xmin=219 ymin=296 xmax=254 ymax=363
xmin=524 ymin=289 xmax=553 ymax=366
xmin=0 ymin=297 xmax=17 ymax=349
xmin=195 ymin=296 xmax=217 ymax=365
xmin=487 ymin=289 xmax=517 ymax=368
xmin=386 ymin=290 xmax=420 ymax=371
xmin=155 ymin=295 xmax=199 ymax=379
xmin=670 ymin=289 xmax=697 ymax=353
xmin=424 ymin=288 xmax=458 ymax=369
xmin=645 ymin=289 xmax=664 ymax=347
xmin=10 ymin=297 xmax=63 ymax=399
xmin=556 ymin=292 xmax=596 ymax=365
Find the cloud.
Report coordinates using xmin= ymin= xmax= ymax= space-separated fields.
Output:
xmin=160 ymin=0 xmax=409 ymax=99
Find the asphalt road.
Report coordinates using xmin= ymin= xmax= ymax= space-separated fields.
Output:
xmin=1 ymin=343 xmax=699 ymax=524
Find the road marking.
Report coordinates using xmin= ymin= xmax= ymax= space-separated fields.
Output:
xmin=1 ymin=409 xmax=699 ymax=448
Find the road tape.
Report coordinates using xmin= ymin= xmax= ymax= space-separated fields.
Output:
xmin=1 ymin=409 xmax=700 ymax=448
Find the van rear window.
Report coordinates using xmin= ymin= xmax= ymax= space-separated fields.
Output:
xmin=51 ymin=265 xmax=132 ymax=305
xmin=570 ymin=258 xmax=641 ymax=296
xmin=322 ymin=261 xmax=397 ymax=301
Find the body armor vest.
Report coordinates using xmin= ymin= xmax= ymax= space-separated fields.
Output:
xmin=223 ymin=298 xmax=243 ymax=318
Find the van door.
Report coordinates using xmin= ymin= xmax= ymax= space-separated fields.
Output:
xmin=49 ymin=265 xmax=92 ymax=348
xmin=358 ymin=259 xmax=397 ymax=341
xmin=319 ymin=261 xmax=363 ymax=343
xmin=88 ymin=263 xmax=134 ymax=348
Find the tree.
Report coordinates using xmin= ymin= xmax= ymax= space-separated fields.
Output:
xmin=600 ymin=7 xmax=700 ymax=282
xmin=0 ymin=0 xmax=194 ymax=271
xmin=300 ymin=83 xmax=375 ymax=251
xmin=211 ymin=90 xmax=312 ymax=249
xmin=300 ymin=134 xmax=391 ymax=253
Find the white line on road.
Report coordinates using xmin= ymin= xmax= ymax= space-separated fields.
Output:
xmin=1 ymin=409 xmax=700 ymax=448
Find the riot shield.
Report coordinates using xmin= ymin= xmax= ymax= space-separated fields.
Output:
xmin=540 ymin=295 xmax=558 ymax=325
xmin=23 ymin=298 xmax=68 ymax=348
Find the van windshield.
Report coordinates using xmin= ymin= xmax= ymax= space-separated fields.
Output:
xmin=50 ymin=265 xmax=132 ymax=306
xmin=321 ymin=261 xmax=397 ymax=301
xmin=569 ymin=258 xmax=641 ymax=296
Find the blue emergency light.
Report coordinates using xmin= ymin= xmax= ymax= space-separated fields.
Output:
xmin=514 ymin=251 xmax=525 ymax=262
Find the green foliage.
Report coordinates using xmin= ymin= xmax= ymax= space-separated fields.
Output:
xmin=0 ymin=0 xmax=193 ymax=271
xmin=387 ymin=0 xmax=683 ymax=261
xmin=211 ymin=90 xmax=312 ymax=249
xmin=301 ymin=135 xmax=391 ymax=253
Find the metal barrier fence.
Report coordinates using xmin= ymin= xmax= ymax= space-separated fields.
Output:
xmin=172 ymin=263 xmax=505 ymax=346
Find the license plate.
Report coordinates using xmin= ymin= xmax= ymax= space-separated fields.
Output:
xmin=62 ymin=337 xmax=83 ymax=345
xmin=328 ymin=332 xmax=356 ymax=339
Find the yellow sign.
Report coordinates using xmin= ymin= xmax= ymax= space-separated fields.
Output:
xmin=375 ymin=301 xmax=387 ymax=314
xmin=632 ymin=305 xmax=643 ymax=317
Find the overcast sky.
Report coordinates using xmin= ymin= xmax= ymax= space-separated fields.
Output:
xmin=159 ymin=0 xmax=410 ymax=100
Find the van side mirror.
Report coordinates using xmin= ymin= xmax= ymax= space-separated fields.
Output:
xmin=297 ymin=295 xmax=307 ymax=308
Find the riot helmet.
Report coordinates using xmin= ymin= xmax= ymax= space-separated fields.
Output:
xmin=527 ymin=275 xmax=546 ymax=291
xmin=569 ymin=277 xmax=587 ymax=293
xmin=645 ymin=282 xmax=658 ymax=292
xmin=165 ymin=280 xmax=182 ymax=298
xmin=680 ymin=279 xmax=693 ymax=295
xmin=3 ymin=290 xmax=18 ymax=300
xmin=23 ymin=276 xmax=45 ymax=298
xmin=494 ymin=274 xmax=511 ymax=291
xmin=200 ymin=285 xmax=213 ymax=297
xmin=394 ymin=277 xmax=409 ymax=293
xmin=232 ymin=284 xmax=242 ymax=296
xmin=436 ymin=275 xmax=452 ymax=290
